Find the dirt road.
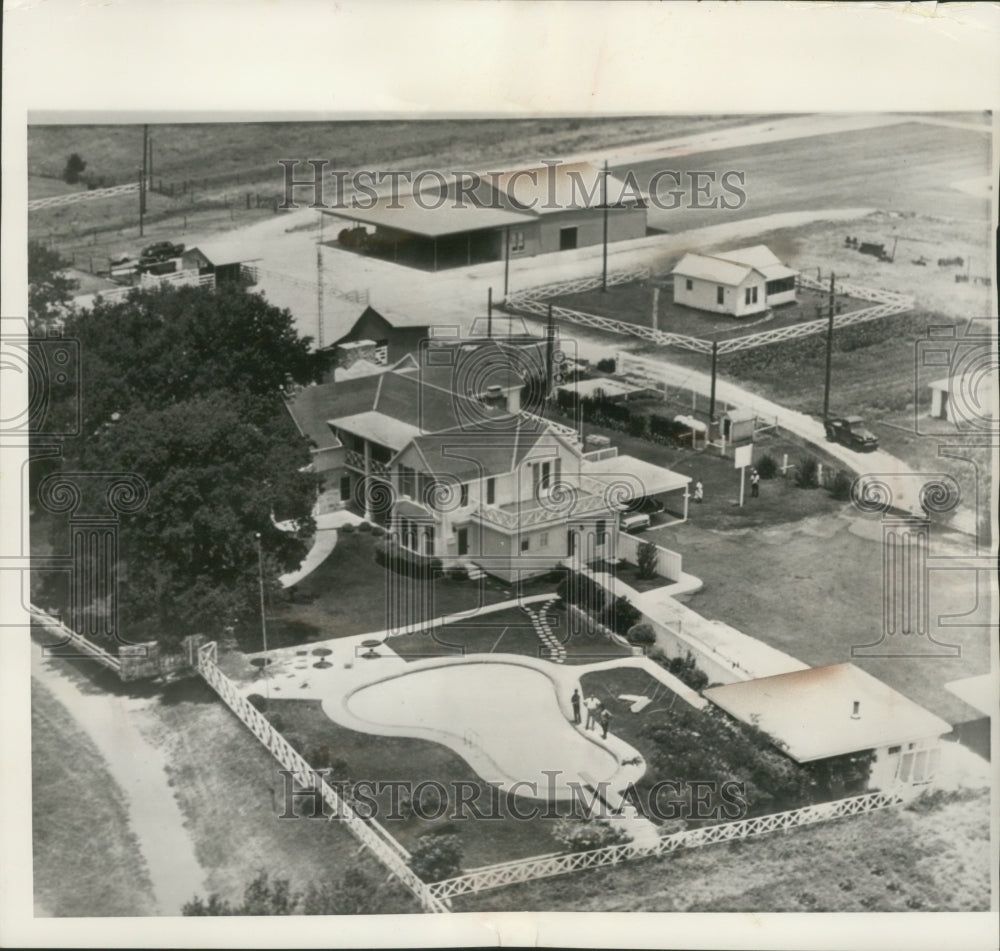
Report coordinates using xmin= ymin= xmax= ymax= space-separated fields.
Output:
xmin=31 ymin=648 xmax=207 ymax=914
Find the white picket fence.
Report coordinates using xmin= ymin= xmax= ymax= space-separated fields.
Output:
xmin=509 ymin=266 xmax=651 ymax=303
xmin=428 ymin=789 xmax=908 ymax=901
xmin=28 ymin=182 xmax=140 ymax=212
xmin=195 ymin=642 xmax=450 ymax=913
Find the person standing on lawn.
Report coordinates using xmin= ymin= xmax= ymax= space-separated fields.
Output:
xmin=600 ymin=707 xmax=612 ymax=739
xmin=693 ymin=480 xmax=704 ymax=503
xmin=585 ymin=696 xmax=601 ymax=730
xmin=750 ymin=468 xmax=760 ymax=498
xmin=571 ymin=688 xmax=581 ymax=724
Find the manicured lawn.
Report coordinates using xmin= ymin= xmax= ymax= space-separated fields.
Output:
xmin=387 ymin=604 xmax=634 ymax=665
xmin=31 ymin=678 xmax=157 ymax=917
xmin=265 ymin=698 xmax=564 ymax=869
xmin=454 ymin=788 xmax=991 ymax=913
xmin=262 ymin=532 xmax=560 ymax=650
xmin=554 ymin=280 xmax=863 ymax=343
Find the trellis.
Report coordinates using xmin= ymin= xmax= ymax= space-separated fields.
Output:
xmin=30 ymin=604 xmax=123 ymax=673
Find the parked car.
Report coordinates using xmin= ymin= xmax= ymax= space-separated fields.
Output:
xmin=140 ymin=240 xmax=185 ymax=262
xmin=620 ymin=511 xmax=651 ymax=533
xmin=824 ymin=416 xmax=879 ymax=452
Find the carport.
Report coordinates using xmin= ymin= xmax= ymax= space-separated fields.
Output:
xmin=320 ymin=197 xmax=532 ymax=271
xmin=583 ymin=454 xmax=691 ymax=524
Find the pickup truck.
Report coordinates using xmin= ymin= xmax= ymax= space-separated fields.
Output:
xmin=824 ymin=416 xmax=879 ymax=452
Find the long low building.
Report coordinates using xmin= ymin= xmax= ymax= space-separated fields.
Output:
xmin=671 ymin=244 xmax=798 ymax=317
xmin=321 ymin=162 xmax=647 ymax=270
xmin=704 ymin=663 xmax=952 ymax=791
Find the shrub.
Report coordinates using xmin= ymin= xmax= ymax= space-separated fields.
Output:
xmin=358 ymin=521 xmax=373 ymax=532
xmin=636 ymin=541 xmax=658 ymax=579
xmin=795 ymin=457 xmax=819 ymax=489
xmin=626 ymin=413 xmax=649 ymax=439
xmin=446 ymin=565 xmax=469 ymax=582
xmin=627 ymin=622 xmax=656 ymax=645
xmin=829 ymin=469 xmax=853 ymax=501
xmin=409 ymin=833 xmax=463 ymax=882
xmin=595 ymin=358 xmax=616 ymax=373
xmin=247 ymin=693 xmax=266 ymax=711
xmin=756 ymin=453 xmax=778 ymax=480
xmin=552 ymin=818 xmax=629 ymax=852
xmin=268 ymin=712 xmax=285 ymax=733
xmin=340 ymin=523 xmax=356 ymax=533
xmin=371 ymin=525 xmax=385 ymax=537
xmin=612 ymin=596 xmax=641 ymax=636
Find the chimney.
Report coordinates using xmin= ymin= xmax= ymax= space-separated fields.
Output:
xmin=851 ymin=700 xmax=861 ymax=719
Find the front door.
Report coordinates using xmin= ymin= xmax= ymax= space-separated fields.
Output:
xmin=559 ymin=227 xmax=578 ymax=251
xmin=457 ymin=527 xmax=469 ymax=556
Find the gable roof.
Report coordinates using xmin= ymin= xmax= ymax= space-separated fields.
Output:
xmin=488 ymin=162 xmax=638 ymax=215
xmin=285 ymin=378 xmax=381 ymax=451
xmin=703 ymin=663 xmax=952 ymax=763
xmin=672 ymin=245 xmax=798 ymax=286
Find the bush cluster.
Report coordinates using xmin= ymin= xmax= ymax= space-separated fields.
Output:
xmin=557 ymin=570 xmax=639 ymax=636
xmin=551 ymin=390 xmax=692 ymax=446
xmin=551 ymin=818 xmax=629 ymax=852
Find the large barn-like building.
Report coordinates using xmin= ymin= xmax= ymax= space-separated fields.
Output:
xmin=671 ymin=245 xmax=798 ymax=317
xmin=321 ymin=162 xmax=647 ymax=270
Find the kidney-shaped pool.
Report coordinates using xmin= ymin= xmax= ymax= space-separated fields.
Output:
xmin=336 ymin=661 xmax=621 ymax=799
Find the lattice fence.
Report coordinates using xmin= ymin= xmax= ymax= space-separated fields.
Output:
xmin=196 ymin=642 xmax=450 ymax=913
xmin=429 ymin=789 xmax=908 ymax=900
xmin=506 ymin=272 xmax=913 ymax=356
xmin=510 ymin=266 xmax=651 ymax=302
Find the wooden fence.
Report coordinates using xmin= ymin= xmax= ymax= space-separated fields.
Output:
xmin=28 ymin=182 xmax=140 ymax=212
xmin=30 ymin=604 xmax=122 ymax=674
xmin=615 ymin=532 xmax=684 ymax=583
xmin=195 ymin=642 xmax=450 ymax=914
xmin=506 ymin=273 xmax=913 ymax=355
xmin=429 ymin=789 xmax=908 ymax=901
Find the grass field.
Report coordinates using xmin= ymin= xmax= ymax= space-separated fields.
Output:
xmin=31 ymin=678 xmax=157 ymax=917
xmin=454 ymin=787 xmax=991 ymax=912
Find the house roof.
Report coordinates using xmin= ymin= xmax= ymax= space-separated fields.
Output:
xmin=671 ymin=252 xmax=755 ymax=286
xmin=944 ymin=674 xmax=995 ymax=718
xmin=285 ymin=378 xmax=381 ymax=451
xmin=187 ymin=238 xmax=259 ymax=266
xmin=407 ymin=425 xmax=549 ymax=480
xmin=329 ymin=410 xmax=422 ymax=451
xmin=320 ymin=194 xmax=531 ymax=239
xmin=672 ymin=245 xmax=798 ymax=285
xmin=582 ymin=454 xmax=690 ymax=499
xmin=703 ymin=664 xmax=952 ymax=763
xmin=488 ymin=162 xmax=639 ymax=215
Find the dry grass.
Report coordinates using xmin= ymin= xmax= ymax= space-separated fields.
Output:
xmin=142 ymin=678 xmax=420 ymax=911
xmin=31 ymin=678 xmax=157 ymax=917
xmin=455 ymin=788 xmax=991 ymax=913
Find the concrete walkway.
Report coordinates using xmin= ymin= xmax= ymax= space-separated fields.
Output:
xmin=31 ymin=648 xmax=207 ymax=915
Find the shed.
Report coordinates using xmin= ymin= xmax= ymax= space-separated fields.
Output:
xmin=722 ymin=407 xmax=755 ymax=443
xmin=704 ymin=664 xmax=952 ymax=790
xmin=928 ymin=372 xmax=997 ymax=424
xmin=671 ymin=245 xmax=798 ymax=317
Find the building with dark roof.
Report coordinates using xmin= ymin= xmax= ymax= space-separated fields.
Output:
xmin=320 ymin=162 xmax=647 ymax=271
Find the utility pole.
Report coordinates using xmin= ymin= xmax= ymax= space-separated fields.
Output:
xmin=601 ymin=159 xmax=609 ymax=292
xmin=487 ymin=287 xmax=493 ymax=338
xmin=141 ymin=124 xmax=148 ymax=209
xmin=255 ymin=532 xmax=270 ymax=698
xmin=709 ymin=340 xmax=719 ymax=424
xmin=545 ymin=303 xmax=555 ymax=398
xmin=147 ymin=132 xmax=154 ymax=190
xmin=316 ymin=213 xmax=325 ymax=350
xmin=503 ymin=226 xmax=511 ymax=298
xmin=138 ymin=165 xmax=145 ymax=238
xmin=823 ymin=271 xmax=836 ymax=419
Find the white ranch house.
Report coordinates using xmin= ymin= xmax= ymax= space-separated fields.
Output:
xmin=671 ymin=245 xmax=798 ymax=317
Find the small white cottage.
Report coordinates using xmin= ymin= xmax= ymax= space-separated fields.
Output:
xmin=671 ymin=245 xmax=798 ymax=317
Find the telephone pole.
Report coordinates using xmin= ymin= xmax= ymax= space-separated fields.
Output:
xmin=601 ymin=159 xmax=609 ymax=292
xmin=709 ymin=340 xmax=719 ymax=423
xmin=823 ymin=271 xmax=836 ymax=419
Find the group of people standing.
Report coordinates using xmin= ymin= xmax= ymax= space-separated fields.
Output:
xmin=571 ymin=688 xmax=612 ymax=738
